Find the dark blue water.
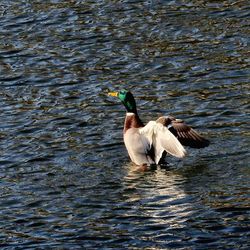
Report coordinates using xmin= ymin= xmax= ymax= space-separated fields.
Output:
xmin=0 ymin=1 xmax=249 ymax=249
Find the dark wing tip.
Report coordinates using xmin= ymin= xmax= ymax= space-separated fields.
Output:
xmin=169 ymin=121 xmax=210 ymax=149
xmin=179 ymin=135 xmax=210 ymax=148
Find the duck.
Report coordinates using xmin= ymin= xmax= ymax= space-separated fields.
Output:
xmin=108 ymin=89 xmax=209 ymax=166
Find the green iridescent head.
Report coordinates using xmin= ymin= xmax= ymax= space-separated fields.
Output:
xmin=108 ymin=89 xmax=137 ymax=113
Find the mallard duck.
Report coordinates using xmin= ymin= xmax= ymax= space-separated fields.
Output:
xmin=108 ymin=90 xmax=209 ymax=166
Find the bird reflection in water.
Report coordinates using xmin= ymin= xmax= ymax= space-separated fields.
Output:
xmin=123 ymin=164 xmax=194 ymax=230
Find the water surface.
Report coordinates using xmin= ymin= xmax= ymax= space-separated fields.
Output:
xmin=0 ymin=0 xmax=249 ymax=249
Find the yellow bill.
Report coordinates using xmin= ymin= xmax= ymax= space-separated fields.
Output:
xmin=108 ymin=92 xmax=118 ymax=97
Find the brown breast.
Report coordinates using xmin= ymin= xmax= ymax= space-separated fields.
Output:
xmin=124 ymin=113 xmax=144 ymax=133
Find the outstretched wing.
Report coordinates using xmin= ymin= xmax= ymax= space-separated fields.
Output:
xmin=139 ymin=121 xmax=187 ymax=164
xmin=156 ymin=116 xmax=210 ymax=148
